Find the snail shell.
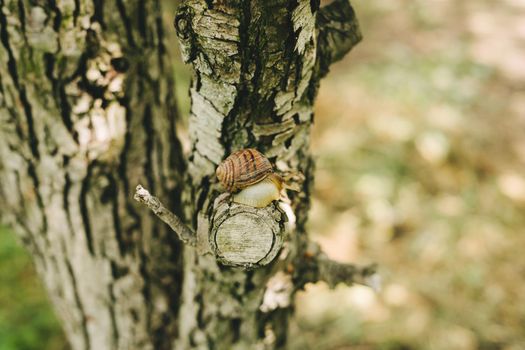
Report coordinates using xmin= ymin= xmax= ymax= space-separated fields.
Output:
xmin=216 ymin=149 xmax=286 ymax=208
xmin=216 ymin=148 xmax=274 ymax=193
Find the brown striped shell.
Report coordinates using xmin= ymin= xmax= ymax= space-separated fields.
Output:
xmin=216 ymin=149 xmax=274 ymax=192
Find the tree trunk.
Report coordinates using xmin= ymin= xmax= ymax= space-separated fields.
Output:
xmin=0 ymin=0 xmax=370 ymax=349
xmin=0 ymin=0 xmax=185 ymax=348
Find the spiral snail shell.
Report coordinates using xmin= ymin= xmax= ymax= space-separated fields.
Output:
xmin=216 ymin=149 xmax=285 ymax=208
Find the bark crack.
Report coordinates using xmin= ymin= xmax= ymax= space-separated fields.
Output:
xmin=79 ymin=160 xmax=96 ymax=255
xmin=142 ymin=104 xmax=156 ymax=193
xmin=137 ymin=0 xmax=147 ymax=42
xmin=108 ymin=283 xmax=120 ymax=350
xmin=65 ymin=256 xmax=91 ymax=350
xmin=47 ymin=0 xmax=63 ymax=31
xmin=0 ymin=0 xmax=40 ymax=159
xmin=27 ymin=162 xmax=49 ymax=235
xmin=73 ymin=0 xmax=80 ymax=24
xmin=63 ymin=156 xmax=76 ymax=238
xmin=116 ymin=99 xmax=143 ymax=238
xmin=116 ymin=0 xmax=137 ymax=48
xmin=44 ymin=53 xmax=77 ymax=140
xmin=91 ymin=0 xmax=104 ymax=25
xmin=106 ymin=173 xmax=125 ymax=255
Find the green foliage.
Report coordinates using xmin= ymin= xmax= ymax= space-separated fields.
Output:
xmin=0 ymin=227 xmax=66 ymax=350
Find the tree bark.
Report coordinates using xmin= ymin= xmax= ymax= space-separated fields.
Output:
xmin=173 ymin=1 xmax=370 ymax=348
xmin=0 ymin=0 xmax=372 ymax=349
xmin=0 ymin=1 xmax=185 ymax=349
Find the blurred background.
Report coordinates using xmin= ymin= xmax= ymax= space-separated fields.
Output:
xmin=2 ymin=0 xmax=525 ymax=349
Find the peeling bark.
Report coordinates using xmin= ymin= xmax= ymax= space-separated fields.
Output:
xmin=0 ymin=0 xmax=370 ymax=349
xmin=173 ymin=0 xmax=369 ymax=349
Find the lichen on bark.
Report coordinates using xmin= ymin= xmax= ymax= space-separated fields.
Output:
xmin=0 ymin=0 xmax=184 ymax=348
xmin=172 ymin=0 xmax=370 ymax=349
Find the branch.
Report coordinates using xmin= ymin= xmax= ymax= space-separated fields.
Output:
xmin=259 ymin=244 xmax=379 ymax=313
xmin=297 ymin=243 xmax=380 ymax=291
xmin=316 ymin=254 xmax=380 ymax=291
xmin=133 ymin=185 xmax=196 ymax=247
xmin=316 ymin=0 xmax=362 ymax=77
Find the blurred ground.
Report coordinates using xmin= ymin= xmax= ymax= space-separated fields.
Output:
xmin=291 ymin=1 xmax=525 ymax=349
xmin=2 ymin=0 xmax=525 ymax=349
xmin=0 ymin=227 xmax=65 ymax=349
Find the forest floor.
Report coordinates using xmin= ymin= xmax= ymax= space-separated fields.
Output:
xmin=291 ymin=0 xmax=525 ymax=349
xmin=1 ymin=0 xmax=525 ymax=349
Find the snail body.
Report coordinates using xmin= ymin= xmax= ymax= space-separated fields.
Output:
xmin=232 ymin=173 xmax=283 ymax=208
xmin=216 ymin=149 xmax=290 ymax=208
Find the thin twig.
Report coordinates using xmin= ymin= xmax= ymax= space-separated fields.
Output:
xmin=133 ymin=184 xmax=196 ymax=246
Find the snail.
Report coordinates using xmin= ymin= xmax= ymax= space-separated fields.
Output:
xmin=216 ymin=149 xmax=298 ymax=208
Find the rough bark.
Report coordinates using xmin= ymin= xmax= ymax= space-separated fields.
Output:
xmin=0 ymin=0 xmax=372 ymax=349
xmin=0 ymin=1 xmax=185 ymax=349
xmin=172 ymin=1 xmax=371 ymax=349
